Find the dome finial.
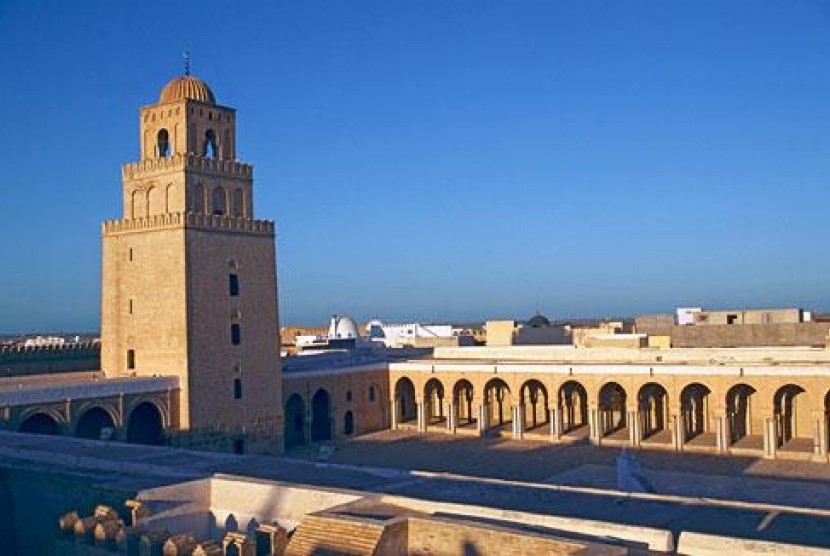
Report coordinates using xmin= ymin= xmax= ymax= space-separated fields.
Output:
xmin=183 ymin=50 xmax=191 ymax=76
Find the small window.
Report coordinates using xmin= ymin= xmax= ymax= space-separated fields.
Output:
xmin=129 ymin=299 xmax=133 ymax=315
xmin=231 ymin=324 xmax=241 ymax=345
xmin=369 ymin=386 xmax=376 ymax=402
xmin=229 ymin=274 xmax=239 ymax=296
xmin=346 ymin=390 xmax=352 ymax=402
xmin=727 ymin=314 xmax=738 ymax=325
xmin=344 ymin=411 xmax=354 ymax=435
xmin=127 ymin=349 xmax=135 ymax=370
xmin=233 ymin=438 xmax=244 ymax=454
xmin=234 ymin=378 xmax=242 ymax=399
xmin=128 ymin=248 xmax=133 ymax=262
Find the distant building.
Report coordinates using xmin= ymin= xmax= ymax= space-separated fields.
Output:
xmin=366 ymin=319 xmax=468 ymax=348
xmin=485 ymin=315 xmax=571 ymax=346
xmin=295 ymin=315 xmax=375 ymax=352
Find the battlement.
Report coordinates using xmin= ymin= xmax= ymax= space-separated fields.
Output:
xmin=102 ymin=212 xmax=275 ymax=235
xmin=121 ymin=153 xmax=253 ymax=179
xmin=0 ymin=341 xmax=99 ymax=356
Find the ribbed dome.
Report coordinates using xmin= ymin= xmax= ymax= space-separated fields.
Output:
xmin=159 ymin=75 xmax=216 ymax=105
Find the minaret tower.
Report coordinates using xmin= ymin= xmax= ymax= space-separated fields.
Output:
xmin=101 ymin=69 xmax=283 ymax=453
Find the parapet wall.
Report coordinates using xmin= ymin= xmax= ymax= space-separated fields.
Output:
xmin=671 ymin=322 xmax=830 ymax=348
xmin=0 ymin=342 xmax=100 ymax=377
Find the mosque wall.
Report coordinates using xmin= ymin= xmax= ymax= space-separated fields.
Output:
xmin=282 ymin=368 xmax=390 ymax=446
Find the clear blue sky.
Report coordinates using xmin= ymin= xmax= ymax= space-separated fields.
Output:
xmin=1 ymin=1 xmax=829 ymax=332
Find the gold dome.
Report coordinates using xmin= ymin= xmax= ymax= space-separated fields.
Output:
xmin=159 ymin=75 xmax=216 ymax=105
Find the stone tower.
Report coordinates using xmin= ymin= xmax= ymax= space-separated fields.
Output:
xmin=101 ymin=72 xmax=283 ymax=454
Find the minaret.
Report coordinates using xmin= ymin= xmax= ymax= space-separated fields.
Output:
xmin=101 ymin=69 xmax=283 ymax=454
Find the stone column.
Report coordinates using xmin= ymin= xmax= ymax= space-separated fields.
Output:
xmin=671 ymin=414 xmax=684 ymax=451
xmin=551 ymin=407 xmax=562 ymax=440
xmin=513 ymin=406 xmax=525 ymax=439
xmin=478 ymin=404 xmax=489 ymax=437
xmin=588 ymin=407 xmax=600 ymax=445
xmin=390 ymin=400 xmax=398 ymax=430
xmin=763 ymin=416 xmax=777 ymax=459
xmin=628 ymin=410 xmax=640 ymax=446
xmin=304 ymin=404 xmax=312 ymax=445
xmin=447 ymin=402 xmax=456 ymax=433
xmin=416 ymin=402 xmax=426 ymax=433
xmin=721 ymin=414 xmax=731 ymax=453
xmin=819 ymin=415 xmax=828 ymax=459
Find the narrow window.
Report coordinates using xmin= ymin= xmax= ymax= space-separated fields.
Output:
xmin=129 ymin=299 xmax=133 ymax=315
xmin=157 ymin=129 xmax=170 ymax=157
xmin=233 ymin=188 xmax=244 ymax=217
xmin=127 ymin=349 xmax=135 ymax=370
xmin=369 ymin=386 xmax=376 ymax=402
xmin=344 ymin=411 xmax=354 ymax=435
xmin=346 ymin=390 xmax=352 ymax=402
xmin=229 ymin=274 xmax=239 ymax=296
xmin=204 ymin=129 xmax=217 ymax=159
xmin=211 ymin=186 xmax=226 ymax=215
xmin=231 ymin=324 xmax=241 ymax=345
xmin=234 ymin=378 xmax=242 ymax=399
xmin=128 ymin=248 xmax=133 ymax=262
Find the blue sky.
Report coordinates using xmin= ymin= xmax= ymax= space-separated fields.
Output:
xmin=1 ymin=1 xmax=829 ymax=332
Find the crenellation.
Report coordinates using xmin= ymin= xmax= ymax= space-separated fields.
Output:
xmin=122 ymin=153 xmax=252 ymax=180
xmin=102 ymin=212 xmax=274 ymax=236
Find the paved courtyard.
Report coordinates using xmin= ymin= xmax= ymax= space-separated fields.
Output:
xmin=288 ymin=429 xmax=830 ymax=509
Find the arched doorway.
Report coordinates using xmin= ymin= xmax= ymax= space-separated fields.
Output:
xmin=424 ymin=378 xmax=445 ymax=428
xmin=75 ymin=407 xmax=115 ymax=441
xmin=311 ymin=389 xmax=332 ymax=442
xmin=558 ymin=381 xmax=588 ymax=434
xmin=126 ymin=403 xmax=164 ymax=446
xmin=599 ymin=382 xmax=627 ymax=438
xmin=637 ymin=383 xmax=668 ymax=441
xmin=520 ymin=380 xmax=548 ymax=432
xmin=343 ymin=411 xmax=354 ymax=436
xmin=394 ymin=378 xmax=417 ymax=425
xmin=680 ymin=383 xmax=711 ymax=443
xmin=453 ymin=379 xmax=475 ymax=428
xmin=774 ymin=384 xmax=809 ymax=450
xmin=284 ymin=394 xmax=306 ymax=447
xmin=726 ymin=384 xmax=757 ymax=447
xmin=19 ymin=413 xmax=60 ymax=436
xmin=484 ymin=378 xmax=512 ymax=430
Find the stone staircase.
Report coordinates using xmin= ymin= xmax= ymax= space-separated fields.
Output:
xmin=284 ymin=514 xmax=387 ymax=556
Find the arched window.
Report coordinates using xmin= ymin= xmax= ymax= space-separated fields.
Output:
xmin=212 ymin=187 xmax=226 ymax=215
xmin=204 ymin=129 xmax=217 ymax=159
xmin=233 ymin=188 xmax=244 ymax=217
xmin=157 ymin=129 xmax=170 ymax=157
xmin=193 ymin=183 xmax=205 ymax=213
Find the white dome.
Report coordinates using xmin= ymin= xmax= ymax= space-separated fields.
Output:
xmin=328 ymin=314 xmax=359 ymax=339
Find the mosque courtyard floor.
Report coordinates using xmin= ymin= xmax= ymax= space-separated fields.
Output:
xmin=3 ymin=429 xmax=830 ymax=549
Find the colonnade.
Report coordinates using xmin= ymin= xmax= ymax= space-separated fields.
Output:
xmin=390 ymin=374 xmax=830 ymax=460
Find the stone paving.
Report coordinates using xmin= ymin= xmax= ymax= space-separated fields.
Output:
xmin=312 ymin=429 xmax=830 ymax=485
